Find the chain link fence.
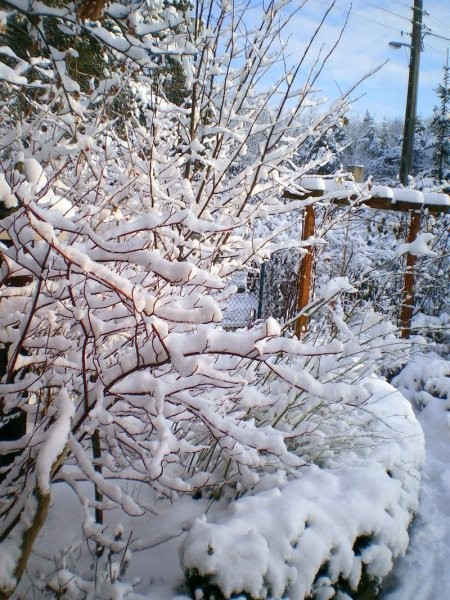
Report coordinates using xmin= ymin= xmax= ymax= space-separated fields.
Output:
xmin=222 ymin=254 xmax=301 ymax=329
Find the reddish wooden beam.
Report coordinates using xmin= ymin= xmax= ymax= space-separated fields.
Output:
xmin=334 ymin=195 xmax=449 ymax=216
xmin=295 ymin=204 xmax=316 ymax=338
xmin=284 ymin=189 xmax=324 ymax=200
xmin=399 ymin=212 xmax=421 ymax=338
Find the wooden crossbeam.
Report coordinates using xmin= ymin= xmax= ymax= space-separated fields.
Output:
xmin=284 ymin=189 xmax=450 ymax=216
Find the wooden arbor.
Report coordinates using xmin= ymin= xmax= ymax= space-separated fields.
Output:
xmin=284 ymin=178 xmax=450 ymax=338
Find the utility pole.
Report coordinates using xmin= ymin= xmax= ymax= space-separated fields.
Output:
xmin=399 ymin=0 xmax=423 ymax=186
xmin=399 ymin=0 xmax=423 ymax=337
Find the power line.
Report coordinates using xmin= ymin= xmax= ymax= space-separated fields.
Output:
xmin=426 ymin=43 xmax=447 ymax=55
xmin=427 ymin=17 xmax=450 ymax=41
xmin=311 ymin=0 xmax=408 ymax=33
xmin=356 ymin=1 xmax=450 ymax=53
xmin=373 ymin=0 xmax=446 ymax=27
xmin=424 ymin=27 xmax=450 ymax=43
xmin=357 ymin=0 xmax=411 ymax=24
xmin=424 ymin=13 xmax=450 ymax=36
xmin=360 ymin=0 xmax=450 ymax=40
xmin=389 ymin=0 xmax=416 ymax=10
xmin=309 ymin=0 xmax=450 ymax=58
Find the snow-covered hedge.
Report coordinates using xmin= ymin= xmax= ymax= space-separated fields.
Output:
xmin=181 ymin=380 xmax=424 ymax=600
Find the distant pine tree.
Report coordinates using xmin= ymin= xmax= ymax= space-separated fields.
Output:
xmin=360 ymin=110 xmax=377 ymax=157
xmin=343 ymin=111 xmax=377 ymax=175
xmin=430 ymin=56 xmax=450 ymax=181
xmin=294 ymin=116 xmax=349 ymax=175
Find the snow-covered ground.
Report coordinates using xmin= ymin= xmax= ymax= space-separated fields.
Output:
xmin=381 ymin=353 xmax=450 ymax=600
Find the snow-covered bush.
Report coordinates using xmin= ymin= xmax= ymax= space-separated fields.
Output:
xmin=0 ymin=0 xmax=402 ymax=597
xmin=181 ymin=380 xmax=424 ymax=600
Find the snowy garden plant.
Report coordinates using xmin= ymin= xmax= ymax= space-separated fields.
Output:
xmin=0 ymin=0 xmax=427 ymax=598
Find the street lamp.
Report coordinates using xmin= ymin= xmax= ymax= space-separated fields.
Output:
xmin=388 ymin=41 xmax=410 ymax=49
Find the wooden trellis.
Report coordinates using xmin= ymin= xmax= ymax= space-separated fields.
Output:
xmin=285 ymin=181 xmax=450 ymax=338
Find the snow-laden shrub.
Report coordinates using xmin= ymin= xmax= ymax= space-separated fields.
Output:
xmin=177 ymin=303 xmax=425 ymax=598
xmin=181 ymin=381 xmax=424 ymax=600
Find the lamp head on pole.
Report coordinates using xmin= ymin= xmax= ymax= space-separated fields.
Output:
xmin=389 ymin=40 xmax=411 ymax=49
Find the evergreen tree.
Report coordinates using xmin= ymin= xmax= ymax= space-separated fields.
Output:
xmin=412 ymin=115 xmax=433 ymax=176
xmin=373 ymin=118 xmax=403 ymax=182
xmin=359 ymin=110 xmax=377 ymax=156
xmin=431 ymin=56 xmax=450 ymax=181
xmin=342 ymin=113 xmax=436 ymax=184
xmin=0 ymin=1 xmax=108 ymax=93
xmin=294 ymin=115 xmax=349 ymax=175
xmin=343 ymin=111 xmax=377 ymax=174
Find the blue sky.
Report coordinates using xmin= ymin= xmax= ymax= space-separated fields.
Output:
xmin=280 ymin=0 xmax=450 ymax=120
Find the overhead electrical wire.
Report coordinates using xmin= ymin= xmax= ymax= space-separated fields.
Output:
xmin=357 ymin=0 xmax=411 ymax=23
xmin=388 ymin=0 xmax=416 ymax=10
xmin=423 ymin=9 xmax=450 ymax=35
xmin=424 ymin=30 xmax=450 ymax=44
xmin=426 ymin=43 xmax=446 ymax=55
xmin=359 ymin=0 xmax=450 ymax=33
xmin=308 ymin=0 xmax=449 ymax=60
xmin=425 ymin=20 xmax=450 ymax=38
xmin=332 ymin=0 xmax=411 ymax=26
xmin=309 ymin=0 xmax=408 ymax=33
xmin=343 ymin=0 xmax=450 ymax=56
xmin=362 ymin=0 xmax=450 ymax=40
xmin=357 ymin=0 xmax=450 ymax=44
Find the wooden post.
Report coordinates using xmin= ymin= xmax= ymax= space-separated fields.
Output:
xmin=92 ymin=429 xmax=104 ymax=525
xmin=257 ymin=262 xmax=266 ymax=320
xmin=295 ymin=204 xmax=316 ymax=337
xmin=347 ymin=164 xmax=364 ymax=183
xmin=399 ymin=211 xmax=421 ymax=338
